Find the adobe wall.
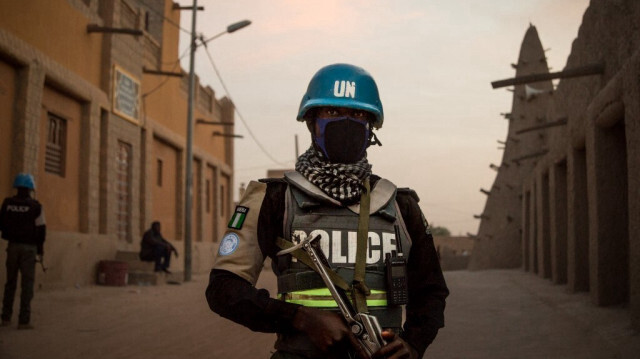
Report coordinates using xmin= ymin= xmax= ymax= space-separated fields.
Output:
xmin=469 ymin=25 xmax=553 ymax=270
xmin=0 ymin=59 xmax=18 ymax=199
xmin=473 ymin=0 xmax=640 ymax=330
xmin=434 ymin=236 xmax=474 ymax=271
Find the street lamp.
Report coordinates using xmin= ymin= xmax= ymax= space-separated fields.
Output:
xmin=199 ymin=20 xmax=252 ymax=46
xmin=184 ymin=3 xmax=251 ymax=282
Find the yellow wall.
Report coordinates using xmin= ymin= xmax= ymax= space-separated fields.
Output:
xmin=191 ymin=161 xmax=201 ymax=242
xmin=191 ymin=160 xmax=199 ymax=241
xmin=0 ymin=0 xmax=103 ymax=88
xmin=0 ymin=60 xmax=16 ymax=199
xmin=203 ymin=164 xmax=217 ymax=242
xmin=194 ymin=103 xmax=228 ymax=161
xmin=151 ymin=137 xmax=179 ymax=241
xmin=141 ymin=0 xmax=186 ymax=137
xmin=140 ymin=79 xmax=228 ymax=163
xmin=141 ymin=75 xmax=183 ymax=134
xmin=161 ymin=0 xmax=180 ymax=69
xmin=38 ymin=86 xmax=82 ymax=232
xmin=0 ymin=0 xmax=233 ymax=288
xmin=137 ymin=0 xmax=233 ymax=247
xmin=141 ymin=1 xmax=229 ymax=165
xmin=219 ymin=173 xmax=230 ymax=238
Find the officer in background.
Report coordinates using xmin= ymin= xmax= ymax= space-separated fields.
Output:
xmin=0 ymin=173 xmax=46 ymax=330
xmin=206 ymin=64 xmax=448 ymax=358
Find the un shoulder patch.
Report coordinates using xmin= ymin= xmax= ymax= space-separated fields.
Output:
xmin=219 ymin=233 xmax=240 ymax=256
xmin=228 ymin=206 xmax=250 ymax=230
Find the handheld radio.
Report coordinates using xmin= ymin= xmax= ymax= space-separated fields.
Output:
xmin=385 ymin=225 xmax=408 ymax=305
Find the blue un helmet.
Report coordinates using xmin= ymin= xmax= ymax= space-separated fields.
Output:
xmin=297 ymin=64 xmax=384 ymax=129
xmin=13 ymin=173 xmax=35 ymax=190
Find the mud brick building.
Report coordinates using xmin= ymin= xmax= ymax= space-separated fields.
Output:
xmin=470 ymin=0 xmax=640 ymax=331
xmin=0 ymin=0 xmax=235 ymax=288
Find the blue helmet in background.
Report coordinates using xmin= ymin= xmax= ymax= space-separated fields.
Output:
xmin=297 ymin=64 xmax=384 ymax=129
xmin=13 ymin=173 xmax=35 ymax=190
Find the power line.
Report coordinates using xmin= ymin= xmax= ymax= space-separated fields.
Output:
xmin=142 ymin=46 xmax=191 ymax=97
xmin=139 ymin=0 xmax=191 ymax=35
xmin=139 ymin=2 xmax=286 ymax=165
xmin=200 ymin=42 xmax=288 ymax=166
xmin=161 ymin=45 xmax=190 ymax=65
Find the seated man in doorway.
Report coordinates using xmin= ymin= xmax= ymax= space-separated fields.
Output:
xmin=139 ymin=221 xmax=178 ymax=273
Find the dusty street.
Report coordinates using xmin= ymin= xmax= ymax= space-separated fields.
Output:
xmin=0 ymin=270 xmax=279 ymax=359
xmin=1 ymin=269 xmax=638 ymax=359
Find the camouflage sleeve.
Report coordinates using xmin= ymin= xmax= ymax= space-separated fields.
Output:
xmin=213 ymin=181 xmax=267 ymax=285
xmin=206 ymin=180 xmax=300 ymax=334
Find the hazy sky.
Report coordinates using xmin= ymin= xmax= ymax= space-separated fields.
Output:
xmin=178 ymin=0 xmax=589 ymax=236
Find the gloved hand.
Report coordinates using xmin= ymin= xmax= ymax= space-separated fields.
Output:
xmin=371 ymin=330 xmax=418 ymax=359
xmin=292 ymin=306 xmax=369 ymax=358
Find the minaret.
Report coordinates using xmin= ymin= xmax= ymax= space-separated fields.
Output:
xmin=469 ymin=25 xmax=554 ymax=269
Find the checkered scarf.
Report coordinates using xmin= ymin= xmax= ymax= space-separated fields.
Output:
xmin=295 ymin=146 xmax=371 ymax=204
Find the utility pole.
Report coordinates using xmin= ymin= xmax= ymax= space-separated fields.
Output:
xmin=184 ymin=0 xmax=198 ymax=282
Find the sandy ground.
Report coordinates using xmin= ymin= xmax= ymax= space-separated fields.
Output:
xmin=428 ymin=270 xmax=639 ymax=359
xmin=1 ymin=269 xmax=638 ymax=359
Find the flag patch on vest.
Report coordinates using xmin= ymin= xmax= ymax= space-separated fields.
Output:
xmin=228 ymin=206 xmax=249 ymax=229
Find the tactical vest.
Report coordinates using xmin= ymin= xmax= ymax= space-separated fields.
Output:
xmin=275 ymin=172 xmax=412 ymax=330
xmin=0 ymin=196 xmax=41 ymax=244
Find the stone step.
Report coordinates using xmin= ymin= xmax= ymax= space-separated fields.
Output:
xmin=115 ymin=251 xmax=154 ymax=272
xmin=114 ymin=251 xmax=139 ymax=261
xmin=114 ymin=251 xmax=182 ymax=286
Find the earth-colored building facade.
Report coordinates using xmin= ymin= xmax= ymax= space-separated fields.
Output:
xmin=470 ymin=24 xmax=554 ymax=271
xmin=0 ymin=0 xmax=235 ymax=288
xmin=471 ymin=0 xmax=640 ymax=330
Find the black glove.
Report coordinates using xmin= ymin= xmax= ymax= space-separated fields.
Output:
xmin=292 ymin=306 xmax=369 ymax=358
xmin=371 ymin=331 xmax=419 ymax=359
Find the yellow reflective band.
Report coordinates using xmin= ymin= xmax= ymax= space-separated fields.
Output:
xmin=279 ymin=289 xmax=388 ymax=308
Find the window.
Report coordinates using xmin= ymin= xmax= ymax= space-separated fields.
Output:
xmin=157 ymin=159 xmax=163 ymax=187
xmin=205 ymin=179 xmax=211 ymax=213
xmin=116 ymin=141 xmax=132 ymax=242
xmin=45 ymin=113 xmax=67 ymax=176
xmin=144 ymin=11 xmax=150 ymax=31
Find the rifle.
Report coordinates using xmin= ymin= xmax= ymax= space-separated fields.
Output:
xmin=277 ymin=234 xmax=386 ymax=357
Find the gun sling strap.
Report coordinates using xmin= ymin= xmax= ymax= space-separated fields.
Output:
xmin=352 ymin=178 xmax=371 ymax=313
xmin=276 ymin=178 xmax=373 ymax=313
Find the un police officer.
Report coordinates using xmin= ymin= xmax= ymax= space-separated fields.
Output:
xmin=1 ymin=173 xmax=46 ymax=329
xmin=206 ymin=64 xmax=448 ymax=358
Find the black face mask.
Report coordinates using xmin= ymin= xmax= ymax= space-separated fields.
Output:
xmin=313 ymin=117 xmax=369 ymax=164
